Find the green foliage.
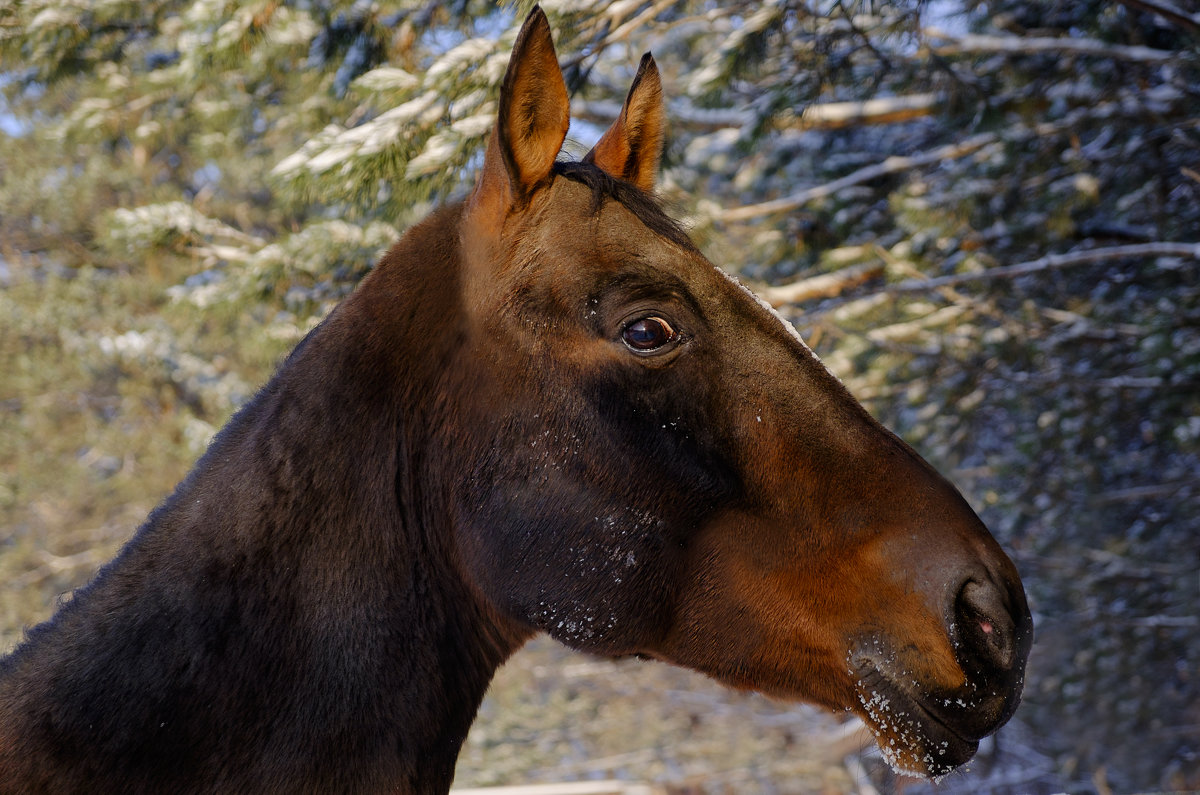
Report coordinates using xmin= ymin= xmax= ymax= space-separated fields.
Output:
xmin=2 ymin=1 xmax=1198 ymax=790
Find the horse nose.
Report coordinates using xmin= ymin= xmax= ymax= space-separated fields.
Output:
xmin=954 ymin=577 xmax=1027 ymax=675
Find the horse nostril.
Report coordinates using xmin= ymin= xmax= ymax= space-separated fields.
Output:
xmin=955 ymin=579 xmax=1017 ymax=672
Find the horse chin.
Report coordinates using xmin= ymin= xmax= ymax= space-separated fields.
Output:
xmin=850 ymin=666 xmax=980 ymax=779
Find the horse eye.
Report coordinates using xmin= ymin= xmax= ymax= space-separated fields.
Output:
xmin=622 ymin=316 xmax=677 ymax=352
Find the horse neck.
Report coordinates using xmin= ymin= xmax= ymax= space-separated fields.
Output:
xmin=0 ymin=204 xmax=525 ymax=792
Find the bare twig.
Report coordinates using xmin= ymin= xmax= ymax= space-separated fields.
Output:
xmin=718 ymin=133 xmax=998 ymax=222
xmin=884 ymin=242 xmax=1200 ymax=292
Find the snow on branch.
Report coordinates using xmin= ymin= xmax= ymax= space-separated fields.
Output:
xmin=575 ymin=94 xmax=939 ymax=133
xmin=758 ymin=261 xmax=884 ymax=307
xmin=798 ymin=94 xmax=940 ymax=130
xmin=927 ymin=32 xmax=1179 ymax=63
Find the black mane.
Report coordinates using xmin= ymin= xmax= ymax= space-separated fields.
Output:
xmin=552 ymin=160 xmax=699 ymax=254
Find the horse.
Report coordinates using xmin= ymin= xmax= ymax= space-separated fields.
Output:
xmin=0 ymin=7 xmax=1032 ymax=793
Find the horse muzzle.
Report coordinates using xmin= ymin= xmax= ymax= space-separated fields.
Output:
xmin=850 ymin=571 xmax=1033 ymax=777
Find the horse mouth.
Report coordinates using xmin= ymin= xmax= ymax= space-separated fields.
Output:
xmin=850 ymin=664 xmax=988 ymax=778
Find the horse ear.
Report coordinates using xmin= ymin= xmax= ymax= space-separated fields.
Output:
xmin=468 ymin=6 xmax=569 ymax=221
xmin=584 ymin=53 xmax=665 ymax=193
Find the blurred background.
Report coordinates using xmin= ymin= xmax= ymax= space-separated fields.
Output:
xmin=1 ymin=1 xmax=1197 ymax=792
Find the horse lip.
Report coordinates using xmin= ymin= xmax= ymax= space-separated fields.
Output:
xmin=851 ymin=661 xmax=985 ymax=777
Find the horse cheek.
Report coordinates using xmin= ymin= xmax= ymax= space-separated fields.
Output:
xmin=455 ymin=469 xmax=682 ymax=655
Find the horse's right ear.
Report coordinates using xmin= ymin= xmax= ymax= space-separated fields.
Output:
xmin=584 ymin=53 xmax=665 ymax=193
xmin=466 ymin=6 xmax=569 ymax=227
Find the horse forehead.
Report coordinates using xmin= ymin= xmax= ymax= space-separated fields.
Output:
xmin=518 ymin=178 xmax=685 ymax=265
xmin=511 ymin=180 xmax=815 ymax=337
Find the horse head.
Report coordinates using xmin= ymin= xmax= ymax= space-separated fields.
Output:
xmin=434 ymin=8 xmax=1032 ymax=777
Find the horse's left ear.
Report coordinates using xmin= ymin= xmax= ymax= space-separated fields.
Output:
xmin=584 ymin=53 xmax=665 ymax=193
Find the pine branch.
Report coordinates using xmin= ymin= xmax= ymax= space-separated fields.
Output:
xmin=717 ymin=133 xmax=998 ymax=222
xmin=928 ymin=33 xmax=1180 ymax=63
xmin=717 ymin=91 xmax=1191 ymax=225
xmin=573 ymin=94 xmax=939 ymax=133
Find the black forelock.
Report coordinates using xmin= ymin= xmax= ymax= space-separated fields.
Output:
xmin=551 ymin=160 xmax=700 ymax=254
